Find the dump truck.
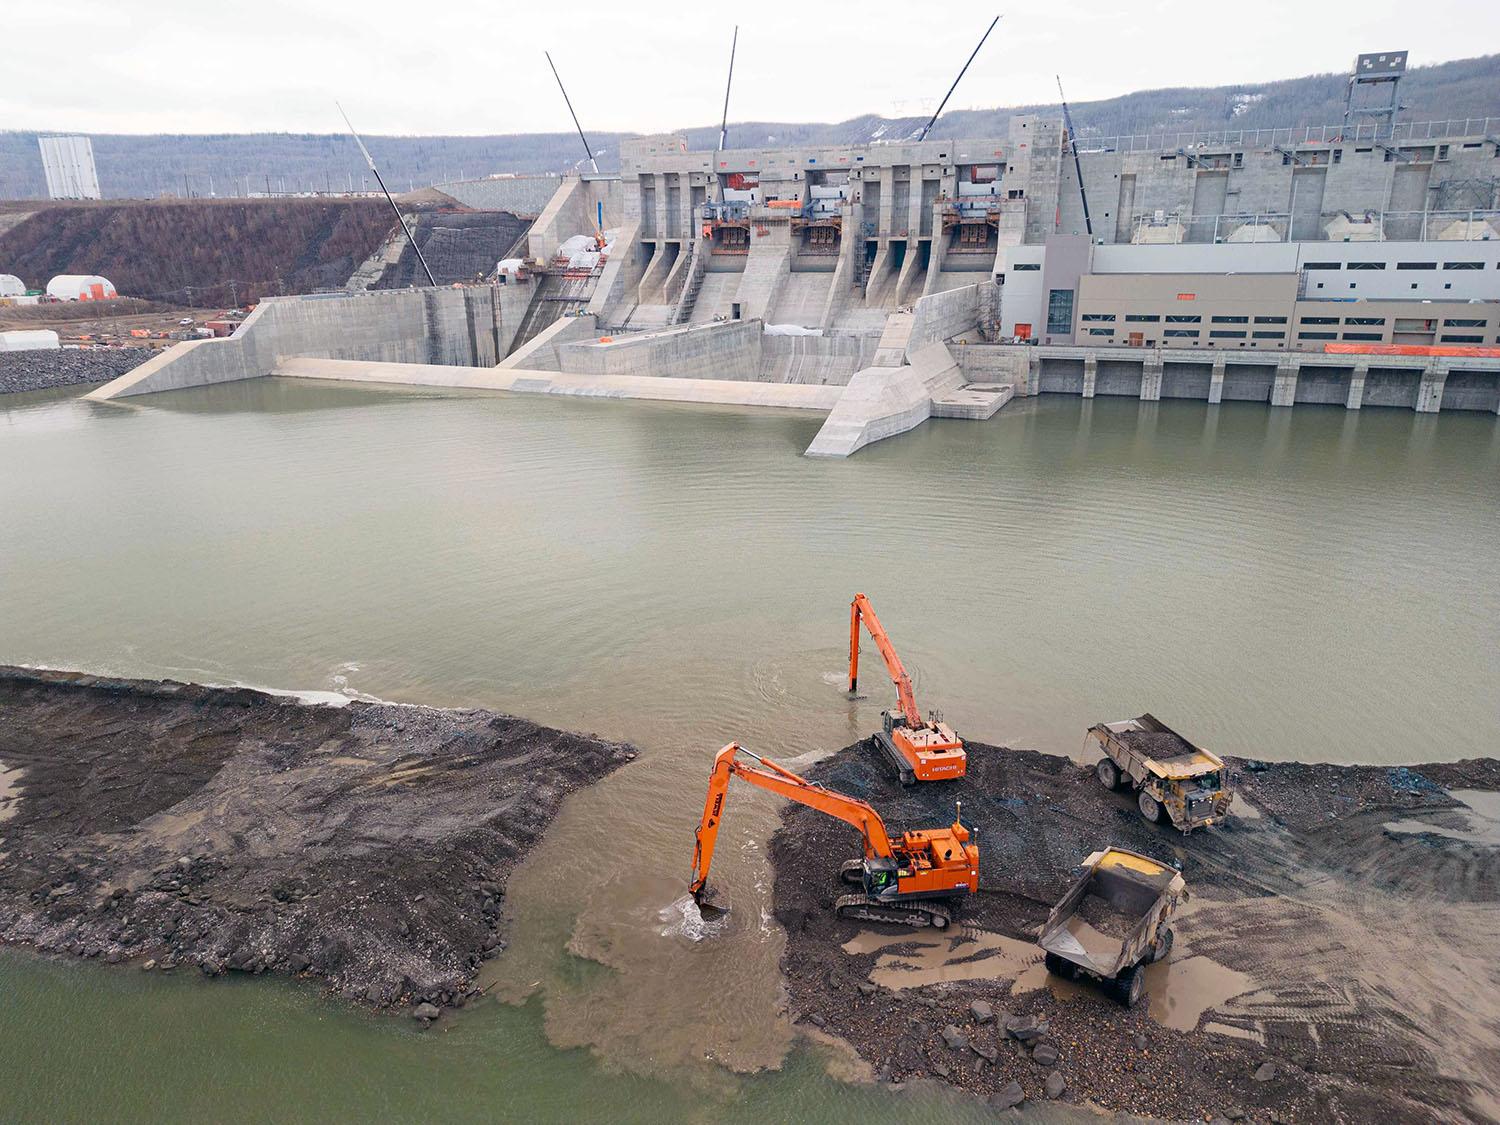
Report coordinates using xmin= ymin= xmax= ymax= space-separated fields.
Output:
xmin=1087 ymin=714 xmax=1232 ymax=832
xmin=1038 ymin=847 xmax=1186 ymax=1007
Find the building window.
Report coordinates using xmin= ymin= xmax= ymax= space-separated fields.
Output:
xmin=1345 ymin=317 xmax=1386 ymax=326
xmin=1341 ymin=332 xmax=1382 ymax=341
xmin=1396 ymin=262 xmax=1437 ymax=270
xmin=1332 ymin=148 xmax=1343 ymax=164
xmin=1303 ymin=262 xmax=1341 ymax=270
xmin=1164 ymin=329 xmax=1198 ymax=338
xmin=1046 ymin=289 xmax=1074 ymax=335
xmin=1233 ymin=152 xmax=1244 ymax=168
xmin=1125 ymin=314 xmax=1161 ymax=322
xmin=1440 ymin=334 xmax=1484 ymax=343
xmin=1297 ymin=331 xmax=1337 ymax=340
xmin=1347 ymin=261 xmax=1385 ymax=270
xmin=1087 ymin=327 xmax=1113 ymax=336
xmin=1165 ymin=314 xmax=1200 ymax=323
xmin=1209 ymin=330 xmax=1247 ymax=338
xmin=1252 ymin=330 xmax=1284 ymax=339
xmin=1012 ymin=262 xmax=1040 ymax=271
xmin=1444 ymin=318 xmax=1485 ymax=327
xmin=1081 ymin=313 xmax=1116 ymax=322
xmin=1301 ymin=316 xmax=1340 ymax=324
xmin=1254 ymin=315 xmax=1288 ymax=324
xmin=1444 ymin=261 xmax=1483 ymax=270
xmin=1211 ymin=315 xmax=1249 ymax=323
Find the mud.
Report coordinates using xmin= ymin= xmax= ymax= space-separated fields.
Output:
xmin=0 ymin=667 xmax=635 ymax=1013
xmin=770 ymin=739 xmax=1500 ymax=1123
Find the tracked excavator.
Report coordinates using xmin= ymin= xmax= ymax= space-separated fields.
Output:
xmin=688 ymin=743 xmax=977 ymax=928
xmin=848 ymin=593 xmax=966 ymax=785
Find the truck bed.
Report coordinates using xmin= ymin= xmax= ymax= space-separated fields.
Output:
xmin=1039 ymin=848 xmax=1181 ymax=978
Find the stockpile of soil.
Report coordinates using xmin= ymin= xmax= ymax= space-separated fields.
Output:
xmin=0 ymin=667 xmax=635 ymax=1013
xmin=1115 ymin=728 xmax=1195 ymax=761
xmin=0 ymin=349 xmax=153 ymax=395
xmin=770 ymin=738 xmax=1499 ymax=1122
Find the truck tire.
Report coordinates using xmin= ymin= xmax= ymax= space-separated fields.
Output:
xmin=1138 ymin=791 xmax=1162 ymax=824
xmin=1043 ymin=952 xmax=1077 ymax=980
xmin=1095 ymin=759 xmax=1120 ymax=790
xmin=1109 ymin=964 xmax=1144 ymax=1008
xmin=1149 ymin=926 xmax=1174 ymax=963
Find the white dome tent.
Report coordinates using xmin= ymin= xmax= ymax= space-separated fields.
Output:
xmin=0 ymin=274 xmax=25 ymax=298
xmin=46 ymin=274 xmax=117 ymax=301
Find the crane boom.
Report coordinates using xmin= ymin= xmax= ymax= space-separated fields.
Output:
xmin=849 ymin=592 xmax=921 ymax=728
xmin=690 ymin=743 xmax=894 ymax=897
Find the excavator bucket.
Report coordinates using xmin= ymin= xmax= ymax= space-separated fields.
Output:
xmin=692 ymin=882 xmax=730 ymax=918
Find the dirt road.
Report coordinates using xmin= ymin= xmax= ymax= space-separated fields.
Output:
xmin=771 ymin=740 xmax=1500 ymax=1123
xmin=0 ymin=667 xmax=636 ymax=1014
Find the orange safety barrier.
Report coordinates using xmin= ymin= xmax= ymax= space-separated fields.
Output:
xmin=1324 ymin=342 xmax=1500 ymax=358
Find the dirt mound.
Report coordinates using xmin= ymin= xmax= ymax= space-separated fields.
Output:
xmin=0 ymin=667 xmax=635 ymax=1013
xmin=771 ymin=739 xmax=1499 ymax=1122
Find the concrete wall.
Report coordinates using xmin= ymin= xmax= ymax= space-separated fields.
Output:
xmin=87 ymin=286 xmax=519 ymax=401
xmin=759 ymin=334 xmax=877 ymax=385
xmin=907 ymin=281 xmax=985 ymax=352
xmin=555 ymin=319 xmax=761 ymax=380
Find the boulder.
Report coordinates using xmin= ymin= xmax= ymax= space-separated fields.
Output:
xmin=1253 ymin=1061 xmax=1276 ymax=1082
xmin=941 ymin=1025 xmax=968 ymax=1050
xmin=971 ymin=1040 xmax=998 ymax=1063
xmin=412 ymin=1002 xmax=441 ymax=1021
xmin=970 ymin=999 xmax=995 ymax=1024
xmin=989 ymin=1080 xmax=1025 ymax=1110
xmin=1045 ymin=1071 xmax=1066 ymax=1099
xmin=1032 ymin=1043 xmax=1059 ymax=1066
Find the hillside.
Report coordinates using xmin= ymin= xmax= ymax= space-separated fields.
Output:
xmin=2 ymin=54 xmax=1496 ymax=199
xmin=0 ymin=199 xmax=394 ymax=306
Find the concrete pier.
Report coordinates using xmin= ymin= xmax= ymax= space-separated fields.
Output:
xmin=1140 ymin=358 xmax=1162 ymax=402
xmin=1208 ymin=359 xmax=1225 ymax=405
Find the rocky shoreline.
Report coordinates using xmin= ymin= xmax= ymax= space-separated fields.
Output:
xmin=771 ymin=739 xmax=1500 ymax=1123
xmin=0 ymin=348 xmax=152 ymax=395
xmin=0 ymin=667 xmax=636 ymax=1017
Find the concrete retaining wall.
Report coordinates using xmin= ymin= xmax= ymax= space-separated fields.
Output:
xmin=555 ymin=319 xmax=761 ymax=380
xmin=759 ymin=334 xmax=878 ymax=385
xmin=906 ymin=281 xmax=985 ymax=352
xmin=87 ymin=286 xmax=516 ymax=401
xmin=498 ymin=313 xmax=600 ymax=371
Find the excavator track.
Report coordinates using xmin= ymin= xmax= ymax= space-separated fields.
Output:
xmin=835 ymin=893 xmax=951 ymax=929
xmin=840 ymin=859 xmax=865 ymax=885
xmin=873 ymin=732 xmax=917 ymax=787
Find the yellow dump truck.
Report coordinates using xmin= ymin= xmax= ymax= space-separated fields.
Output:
xmin=1087 ymin=714 xmax=1232 ymax=833
xmin=1038 ymin=847 xmax=1186 ymax=1007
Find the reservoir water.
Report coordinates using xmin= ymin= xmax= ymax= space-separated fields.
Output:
xmin=2 ymin=379 xmax=1497 ymax=1119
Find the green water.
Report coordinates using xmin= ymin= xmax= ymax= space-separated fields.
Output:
xmin=1 ymin=379 xmax=1496 ymax=1120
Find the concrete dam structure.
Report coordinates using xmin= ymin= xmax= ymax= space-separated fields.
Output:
xmin=87 ymin=108 xmax=1500 ymax=452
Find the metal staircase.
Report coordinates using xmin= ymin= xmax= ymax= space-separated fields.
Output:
xmin=671 ymin=240 xmax=706 ymax=325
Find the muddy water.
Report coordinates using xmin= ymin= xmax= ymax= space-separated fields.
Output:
xmin=2 ymin=379 xmax=1498 ymax=1116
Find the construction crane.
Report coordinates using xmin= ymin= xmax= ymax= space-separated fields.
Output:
xmin=918 ymin=15 xmax=1001 ymax=143
xmin=1056 ymin=76 xmax=1094 ymax=239
xmin=688 ymin=743 xmax=977 ymax=928
xmin=848 ymin=593 xmax=966 ymax=785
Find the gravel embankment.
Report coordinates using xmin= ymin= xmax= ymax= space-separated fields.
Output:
xmin=0 ymin=348 xmax=154 ymax=395
xmin=0 ymin=667 xmax=637 ymax=1017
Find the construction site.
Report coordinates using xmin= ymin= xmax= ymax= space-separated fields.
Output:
xmin=3 ymin=25 xmax=1500 ymax=1125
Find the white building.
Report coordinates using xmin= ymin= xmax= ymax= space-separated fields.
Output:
xmin=39 ymin=136 xmax=102 ymax=201
xmin=0 ymin=274 xmax=26 ymax=297
xmin=46 ymin=274 xmax=117 ymax=301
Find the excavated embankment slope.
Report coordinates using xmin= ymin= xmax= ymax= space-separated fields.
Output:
xmin=771 ymin=739 xmax=1500 ymax=1124
xmin=0 ymin=667 xmax=635 ymax=1013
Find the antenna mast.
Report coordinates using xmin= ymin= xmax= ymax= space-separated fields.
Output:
xmin=546 ymin=51 xmax=599 ymax=173
xmin=1055 ymin=76 xmax=1094 ymax=239
xmin=719 ymin=26 xmax=739 ymax=151
xmin=337 ymin=103 xmax=436 ymax=287
xmin=918 ymin=15 xmax=1000 ymax=142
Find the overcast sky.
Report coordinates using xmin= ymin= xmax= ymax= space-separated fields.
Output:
xmin=4 ymin=0 xmax=1496 ymax=136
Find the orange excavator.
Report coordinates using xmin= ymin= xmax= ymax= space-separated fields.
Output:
xmin=848 ymin=593 xmax=966 ymax=785
xmin=688 ymin=743 xmax=977 ymax=928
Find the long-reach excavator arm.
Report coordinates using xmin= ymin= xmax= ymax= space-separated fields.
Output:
xmin=689 ymin=743 xmax=892 ymax=898
xmin=847 ymin=593 xmax=966 ymax=784
xmin=688 ymin=743 xmax=977 ymax=930
xmin=849 ymin=593 xmax=921 ymax=729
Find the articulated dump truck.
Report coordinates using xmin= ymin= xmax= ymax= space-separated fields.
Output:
xmin=1088 ymin=714 xmax=1233 ymax=833
xmin=1038 ymin=847 xmax=1186 ymax=1007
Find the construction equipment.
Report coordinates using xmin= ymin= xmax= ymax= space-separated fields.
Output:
xmin=917 ymin=15 xmax=1001 ymax=143
xmin=1038 ymin=847 xmax=1185 ymax=1007
xmin=1088 ymin=714 xmax=1233 ymax=832
xmin=688 ymin=743 xmax=977 ymax=928
xmin=847 ymin=593 xmax=965 ymax=785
